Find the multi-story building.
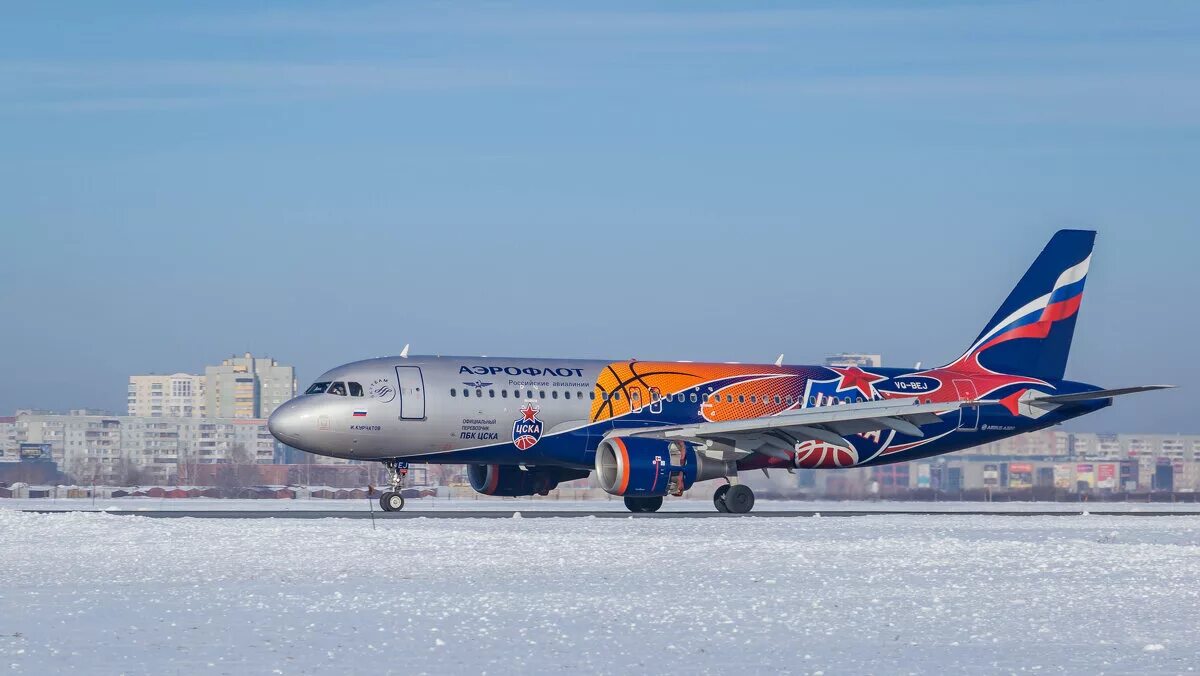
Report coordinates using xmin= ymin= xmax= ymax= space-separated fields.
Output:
xmin=6 ymin=410 xmax=278 ymax=485
xmin=1068 ymin=433 xmax=1199 ymax=461
xmin=205 ymin=353 xmax=296 ymax=419
xmin=825 ymin=353 xmax=883 ymax=368
xmin=0 ymin=416 xmax=16 ymax=463
xmin=127 ymin=373 xmax=207 ymax=418
xmin=966 ymin=430 xmax=1069 ymax=457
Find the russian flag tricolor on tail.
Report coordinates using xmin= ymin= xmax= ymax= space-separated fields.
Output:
xmin=948 ymin=229 xmax=1096 ymax=382
xmin=353 ymin=410 xmax=368 ymax=417
xmin=969 ymin=253 xmax=1090 ymax=354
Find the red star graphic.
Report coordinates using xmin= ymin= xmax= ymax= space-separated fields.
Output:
xmin=830 ymin=366 xmax=887 ymax=399
xmin=520 ymin=404 xmax=539 ymax=421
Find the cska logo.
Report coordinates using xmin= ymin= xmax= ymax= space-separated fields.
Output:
xmin=512 ymin=404 xmax=543 ymax=451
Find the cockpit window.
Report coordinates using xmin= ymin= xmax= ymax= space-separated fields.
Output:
xmin=328 ymin=381 xmax=347 ymax=396
xmin=348 ymin=382 xmax=364 ymax=397
xmin=305 ymin=382 xmax=330 ymax=395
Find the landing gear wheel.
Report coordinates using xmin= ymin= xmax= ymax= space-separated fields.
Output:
xmin=623 ymin=496 xmax=663 ymax=513
xmin=380 ymin=491 xmax=405 ymax=512
xmin=380 ymin=459 xmax=408 ymax=511
xmin=713 ymin=484 xmax=731 ymax=513
xmin=724 ymin=484 xmax=755 ymax=514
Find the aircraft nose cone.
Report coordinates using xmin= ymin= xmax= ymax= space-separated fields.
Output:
xmin=268 ymin=400 xmax=304 ymax=443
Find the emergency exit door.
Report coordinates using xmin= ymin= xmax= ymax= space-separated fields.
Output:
xmin=395 ymin=366 xmax=426 ymax=420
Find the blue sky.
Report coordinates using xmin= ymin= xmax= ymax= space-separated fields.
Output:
xmin=1 ymin=1 xmax=1196 ymax=432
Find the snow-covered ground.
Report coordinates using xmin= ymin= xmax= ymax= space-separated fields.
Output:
xmin=5 ymin=496 xmax=1200 ymax=512
xmin=2 ymin=511 xmax=1199 ymax=674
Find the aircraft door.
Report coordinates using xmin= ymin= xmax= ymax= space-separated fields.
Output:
xmin=953 ymin=379 xmax=979 ymax=431
xmin=649 ymin=387 xmax=663 ymax=414
xmin=395 ymin=366 xmax=426 ymax=420
xmin=629 ymin=386 xmax=644 ymax=413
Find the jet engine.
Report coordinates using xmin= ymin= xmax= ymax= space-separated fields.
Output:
xmin=468 ymin=464 xmax=589 ymax=497
xmin=594 ymin=437 xmax=729 ymax=497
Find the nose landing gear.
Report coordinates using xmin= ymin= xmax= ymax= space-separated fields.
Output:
xmin=378 ymin=460 xmax=408 ymax=512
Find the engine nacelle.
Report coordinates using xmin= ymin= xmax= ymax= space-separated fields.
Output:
xmin=595 ymin=437 xmax=727 ymax=497
xmin=468 ymin=464 xmax=589 ymax=497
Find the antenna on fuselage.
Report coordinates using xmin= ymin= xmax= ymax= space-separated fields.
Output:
xmin=400 ymin=344 xmax=410 ymax=358
xmin=914 ymin=361 xmax=922 ymax=369
xmin=774 ymin=354 xmax=785 ymax=367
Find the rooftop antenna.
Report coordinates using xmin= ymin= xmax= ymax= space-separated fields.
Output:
xmin=914 ymin=361 xmax=922 ymax=369
xmin=774 ymin=354 xmax=785 ymax=367
xmin=399 ymin=344 xmax=410 ymax=358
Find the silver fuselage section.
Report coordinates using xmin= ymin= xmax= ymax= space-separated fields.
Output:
xmin=268 ymin=355 xmax=607 ymax=461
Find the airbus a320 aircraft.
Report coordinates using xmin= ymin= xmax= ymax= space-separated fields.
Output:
xmin=269 ymin=230 xmax=1170 ymax=513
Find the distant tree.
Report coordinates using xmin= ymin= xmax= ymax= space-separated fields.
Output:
xmin=115 ymin=459 xmax=151 ymax=486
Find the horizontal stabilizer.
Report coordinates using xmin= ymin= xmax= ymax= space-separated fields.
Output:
xmin=1032 ymin=385 xmax=1174 ymax=405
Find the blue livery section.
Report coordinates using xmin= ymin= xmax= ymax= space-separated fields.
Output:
xmin=954 ymin=229 xmax=1095 ymax=381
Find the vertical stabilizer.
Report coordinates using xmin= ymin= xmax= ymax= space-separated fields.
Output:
xmin=951 ymin=229 xmax=1095 ymax=381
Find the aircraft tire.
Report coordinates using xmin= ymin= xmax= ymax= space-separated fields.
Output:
xmin=713 ymin=484 xmax=731 ymax=513
xmin=380 ymin=491 xmax=405 ymax=512
xmin=623 ymin=496 xmax=663 ymax=513
xmin=724 ymin=484 xmax=755 ymax=514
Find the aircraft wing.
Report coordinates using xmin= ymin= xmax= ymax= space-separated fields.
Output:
xmin=607 ymin=398 xmax=978 ymax=450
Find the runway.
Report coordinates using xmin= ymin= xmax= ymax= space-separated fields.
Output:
xmin=20 ymin=508 xmax=1200 ymax=518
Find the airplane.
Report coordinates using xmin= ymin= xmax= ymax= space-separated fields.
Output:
xmin=268 ymin=230 xmax=1171 ymax=513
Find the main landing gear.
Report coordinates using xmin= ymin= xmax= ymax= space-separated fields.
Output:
xmin=378 ymin=459 xmax=408 ymax=512
xmin=713 ymin=482 xmax=755 ymax=514
xmin=623 ymin=496 xmax=663 ymax=513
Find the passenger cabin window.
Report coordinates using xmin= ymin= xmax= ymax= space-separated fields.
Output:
xmin=305 ymin=382 xmax=330 ymax=395
xmin=349 ymin=382 xmax=364 ymax=397
xmin=328 ymin=382 xmax=347 ymax=396
xmin=450 ymin=388 xmax=457 ymax=397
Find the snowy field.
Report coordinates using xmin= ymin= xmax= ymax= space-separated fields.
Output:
xmin=2 ymin=512 xmax=1199 ymax=675
xmin=7 ymin=496 xmax=1200 ymax=513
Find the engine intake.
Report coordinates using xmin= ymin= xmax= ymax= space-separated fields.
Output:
xmin=595 ymin=437 xmax=726 ymax=497
xmin=468 ymin=464 xmax=589 ymax=497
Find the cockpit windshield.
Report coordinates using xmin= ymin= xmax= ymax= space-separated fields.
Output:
xmin=305 ymin=381 xmax=361 ymax=396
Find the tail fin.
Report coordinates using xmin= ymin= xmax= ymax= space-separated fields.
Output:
xmin=952 ymin=229 xmax=1095 ymax=381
